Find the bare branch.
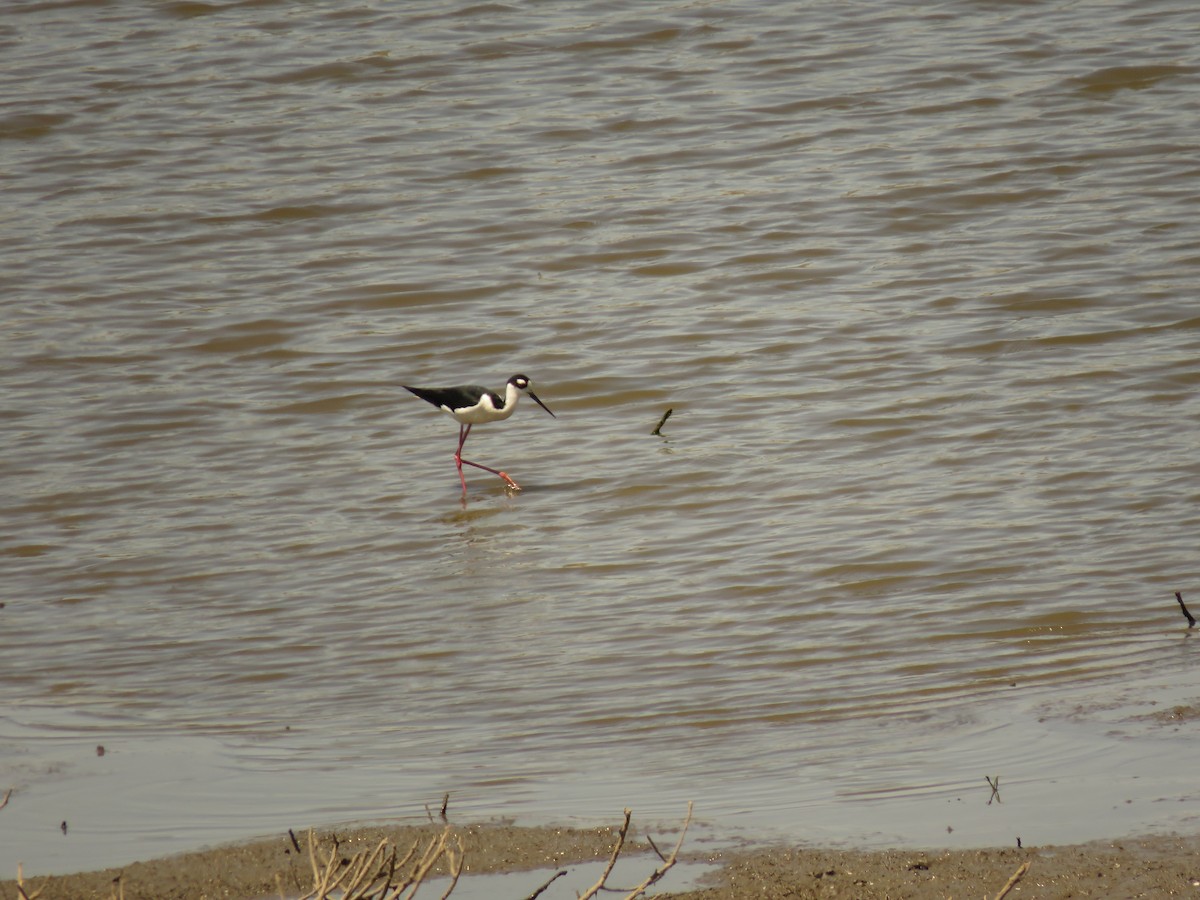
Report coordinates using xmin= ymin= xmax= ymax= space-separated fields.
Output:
xmin=644 ymin=832 xmax=665 ymax=863
xmin=293 ymin=825 xmax=462 ymax=900
xmin=521 ymin=869 xmax=568 ymax=900
xmin=15 ymin=862 xmax=44 ymax=900
xmin=577 ymin=809 xmax=633 ymax=900
xmin=651 ymin=409 xmax=674 ymax=436
xmin=993 ymin=860 xmax=1031 ymax=900
xmin=435 ymin=833 xmax=466 ymax=900
xmin=285 ymin=805 xmax=692 ymax=900
xmin=1177 ymin=592 xmax=1195 ymax=628
xmin=577 ymin=803 xmax=695 ymax=900
xmin=618 ymin=801 xmax=694 ymax=899
xmin=985 ymin=775 xmax=1001 ymax=805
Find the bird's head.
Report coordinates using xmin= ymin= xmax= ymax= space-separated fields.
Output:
xmin=509 ymin=374 xmax=556 ymax=418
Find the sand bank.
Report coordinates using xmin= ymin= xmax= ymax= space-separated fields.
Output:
xmin=5 ymin=822 xmax=1198 ymax=899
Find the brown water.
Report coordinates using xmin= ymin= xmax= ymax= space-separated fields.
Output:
xmin=3 ymin=0 xmax=1200 ymax=877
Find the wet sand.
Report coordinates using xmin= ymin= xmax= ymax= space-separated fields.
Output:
xmin=6 ymin=821 xmax=1199 ymax=899
xmin=672 ymin=834 xmax=1200 ymax=898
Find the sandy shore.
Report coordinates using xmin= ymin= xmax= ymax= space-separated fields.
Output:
xmin=5 ymin=821 xmax=1198 ymax=899
xmin=672 ymin=834 xmax=1200 ymax=898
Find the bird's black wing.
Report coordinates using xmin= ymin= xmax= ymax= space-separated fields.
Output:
xmin=404 ymin=384 xmax=494 ymax=412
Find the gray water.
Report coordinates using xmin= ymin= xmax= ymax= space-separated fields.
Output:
xmin=3 ymin=0 xmax=1200 ymax=877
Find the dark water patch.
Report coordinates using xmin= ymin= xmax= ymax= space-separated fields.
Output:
xmin=337 ymin=283 xmax=508 ymax=310
xmin=188 ymin=323 xmax=292 ymax=355
xmin=0 ymin=112 xmax=73 ymax=140
xmin=1072 ymin=64 xmax=1195 ymax=95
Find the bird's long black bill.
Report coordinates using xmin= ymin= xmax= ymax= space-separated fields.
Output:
xmin=529 ymin=390 xmax=556 ymax=418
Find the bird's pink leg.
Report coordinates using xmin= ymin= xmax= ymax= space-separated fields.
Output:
xmin=454 ymin=424 xmax=471 ymax=494
xmin=455 ymin=422 xmax=520 ymax=490
xmin=461 ymin=458 xmax=521 ymax=490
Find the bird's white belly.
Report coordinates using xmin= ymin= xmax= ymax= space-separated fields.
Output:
xmin=447 ymin=402 xmax=515 ymax=425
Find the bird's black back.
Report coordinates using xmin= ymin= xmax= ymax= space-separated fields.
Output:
xmin=404 ymin=384 xmax=502 ymax=411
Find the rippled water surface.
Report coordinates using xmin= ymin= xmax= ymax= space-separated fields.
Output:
xmin=3 ymin=0 xmax=1200 ymax=876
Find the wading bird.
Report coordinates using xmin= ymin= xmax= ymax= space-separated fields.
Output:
xmin=403 ymin=374 xmax=555 ymax=494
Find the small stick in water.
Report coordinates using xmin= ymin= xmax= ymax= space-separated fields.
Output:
xmin=522 ymin=869 xmax=567 ymax=900
xmin=651 ymin=408 xmax=673 ymax=436
xmin=1177 ymin=591 xmax=1195 ymax=628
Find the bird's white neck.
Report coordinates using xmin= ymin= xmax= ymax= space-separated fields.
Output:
xmin=502 ymin=380 xmax=522 ymax=414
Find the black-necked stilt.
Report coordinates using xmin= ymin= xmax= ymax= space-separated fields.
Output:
xmin=403 ymin=374 xmax=555 ymax=494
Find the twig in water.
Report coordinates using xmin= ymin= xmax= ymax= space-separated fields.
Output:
xmin=521 ymin=868 xmax=567 ymax=900
xmin=651 ymin=408 xmax=673 ymax=436
xmin=1176 ymin=592 xmax=1195 ymax=628
xmin=0 ymin=788 xmax=11 ymax=811
xmin=425 ymin=792 xmax=451 ymax=823
xmin=992 ymin=860 xmax=1030 ymax=900
xmin=645 ymin=831 xmax=666 ymax=862
xmin=985 ymin=775 xmax=1001 ymax=805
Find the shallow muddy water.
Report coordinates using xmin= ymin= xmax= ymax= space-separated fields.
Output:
xmin=3 ymin=0 xmax=1199 ymax=876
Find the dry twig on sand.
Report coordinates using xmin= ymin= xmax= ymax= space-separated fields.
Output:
xmin=277 ymin=802 xmax=691 ymax=900
xmin=13 ymin=863 xmax=43 ymax=900
xmin=993 ymin=860 xmax=1031 ymax=900
xmin=578 ymin=801 xmax=695 ymax=900
xmin=291 ymin=825 xmax=464 ymax=900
